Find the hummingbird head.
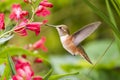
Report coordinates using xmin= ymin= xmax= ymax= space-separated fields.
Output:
xmin=46 ymin=24 xmax=70 ymax=36
xmin=55 ymin=25 xmax=70 ymax=36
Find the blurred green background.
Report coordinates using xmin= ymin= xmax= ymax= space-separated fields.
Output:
xmin=0 ymin=0 xmax=120 ymax=80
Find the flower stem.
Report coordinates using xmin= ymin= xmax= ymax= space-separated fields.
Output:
xmin=30 ymin=3 xmax=36 ymax=22
xmin=0 ymin=29 xmax=14 ymax=39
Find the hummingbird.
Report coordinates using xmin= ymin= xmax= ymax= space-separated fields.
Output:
xmin=46 ymin=21 xmax=101 ymax=64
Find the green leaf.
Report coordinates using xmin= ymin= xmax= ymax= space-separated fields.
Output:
xmin=7 ymin=53 xmax=16 ymax=75
xmin=0 ymin=64 xmax=5 ymax=76
xmin=4 ymin=25 xmax=15 ymax=33
xmin=0 ymin=58 xmax=7 ymax=64
xmin=49 ymin=72 xmax=79 ymax=80
xmin=43 ymin=69 xmax=53 ymax=80
xmin=111 ymin=0 xmax=120 ymax=17
xmin=0 ymin=34 xmax=14 ymax=44
xmin=1 ymin=63 xmax=10 ymax=80
xmin=0 ymin=46 xmax=51 ymax=67
xmin=105 ymin=0 xmax=120 ymax=53
xmin=105 ymin=0 xmax=117 ymax=28
xmin=0 ymin=24 xmax=15 ymax=44
xmin=82 ymin=0 xmax=120 ymax=40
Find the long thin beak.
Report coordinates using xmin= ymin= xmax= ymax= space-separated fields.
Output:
xmin=45 ymin=24 xmax=56 ymax=28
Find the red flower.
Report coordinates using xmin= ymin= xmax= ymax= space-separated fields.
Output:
xmin=24 ymin=0 xmax=31 ymax=3
xmin=26 ymin=22 xmax=42 ymax=36
xmin=32 ymin=36 xmax=47 ymax=52
xmin=12 ymin=58 xmax=34 ymax=80
xmin=36 ymin=5 xmax=50 ymax=17
xmin=14 ymin=19 xmax=44 ymax=36
xmin=32 ymin=76 xmax=43 ymax=80
xmin=34 ymin=58 xmax=43 ymax=63
xmin=36 ymin=0 xmax=53 ymax=17
xmin=12 ymin=74 xmax=24 ymax=80
xmin=12 ymin=58 xmax=44 ymax=80
xmin=22 ymin=54 xmax=27 ymax=58
xmin=14 ymin=19 xmax=28 ymax=36
xmin=9 ymin=4 xmax=28 ymax=21
xmin=40 ymin=0 xmax=53 ymax=8
xmin=0 ymin=13 xmax=5 ymax=30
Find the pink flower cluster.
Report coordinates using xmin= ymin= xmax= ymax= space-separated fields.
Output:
xmin=14 ymin=19 xmax=44 ymax=36
xmin=36 ymin=0 xmax=53 ymax=17
xmin=12 ymin=58 xmax=43 ymax=80
xmin=9 ymin=4 xmax=28 ymax=21
xmin=33 ymin=36 xmax=47 ymax=52
xmin=24 ymin=36 xmax=47 ymax=52
xmin=0 ymin=13 xmax=5 ymax=30
xmin=0 ymin=0 xmax=53 ymax=36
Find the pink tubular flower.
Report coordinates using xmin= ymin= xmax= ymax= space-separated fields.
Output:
xmin=36 ymin=6 xmax=50 ymax=17
xmin=36 ymin=0 xmax=53 ymax=17
xmin=32 ymin=76 xmax=43 ymax=80
xmin=22 ymin=54 xmax=27 ymax=58
xmin=26 ymin=22 xmax=42 ymax=36
xmin=12 ymin=58 xmax=44 ymax=80
xmin=34 ymin=58 xmax=43 ymax=63
xmin=12 ymin=74 xmax=24 ymax=80
xmin=40 ymin=0 xmax=53 ymax=8
xmin=9 ymin=4 xmax=28 ymax=21
xmin=24 ymin=0 xmax=29 ymax=3
xmin=14 ymin=19 xmax=28 ymax=36
xmin=0 ymin=13 xmax=5 ymax=30
xmin=14 ymin=19 xmax=44 ymax=36
xmin=12 ymin=58 xmax=34 ymax=80
xmin=32 ymin=36 xmax=47 ymax=52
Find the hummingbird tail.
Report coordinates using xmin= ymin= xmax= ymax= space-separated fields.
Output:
xmin=81 ymin=52 xmax=93 ymax=64
xmin=78 ymin=46 xmax=93 ymax=64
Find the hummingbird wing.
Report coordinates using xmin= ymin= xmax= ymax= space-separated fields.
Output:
xmin=72 ymin=21 xmax=101 ymax=46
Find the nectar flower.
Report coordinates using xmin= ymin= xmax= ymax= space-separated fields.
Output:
xmin=12 ymin=58 xmax=34 ymax=80
xmin=24 ymin=0 xmax=32 ymax=3
xmin=34 ymin=58 xmax=43 ymax=63
xmin=14 ymin=19 xmax=46 ymax=36
xmin=12 ymin=58 xmax=43 ymax=80
xmin=26 ymin=22 xmax=42 ymax=36
xmin=40 ymin=0 xmax=53 ymax=8
xmin=22 ymin=54 xmax=27 ymax=58
xmin=9 ymin=4 xmax=28 ymax=21
xmin=36 ymin=0 xmax=53 ymax=17
xmin=36 ymin=5 xmax=50 ymax=17
xmin=32 ymin=36 xmax=47 ymax=52
xmin=32 ymin=76 xmax=43 ymax=80
xmin=0 ymin=13 xmax=5 ymax=30
xmin=14 ymin=19 xmax=28 ymax=36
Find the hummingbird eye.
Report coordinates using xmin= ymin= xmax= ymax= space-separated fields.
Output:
xmin=59 ymin=27 xmax=62 ymax=29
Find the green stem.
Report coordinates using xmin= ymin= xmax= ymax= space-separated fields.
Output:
xmin=106 ymin=0 xmax=117 ymax=28
xmin=30 ymin=3 xmax=36 ymax=22
xmin=0 ymin=29 xmax=14 ymax=39
xmin=111 ymin=0 xmax=120 ymax=17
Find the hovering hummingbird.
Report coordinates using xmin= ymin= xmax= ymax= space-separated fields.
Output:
xmin=46 ymin=21 xmax=101 ymax=64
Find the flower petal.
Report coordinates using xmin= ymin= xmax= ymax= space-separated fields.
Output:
xmin=0 ymin=13 xmax=5 ymax=30
xmin=26 ymin=22 xmax=41 ymax=35
xmin=9 ymin=4 xmax=28 ymax=21
xmin=32 ymin=76 xmax=43 ymax=80
xmin=40 ymin=0 xmax=53 ymax=8
xmin=32 ymin=37 xmax=47 ymax=52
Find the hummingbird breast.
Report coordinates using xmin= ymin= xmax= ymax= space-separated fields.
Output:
xmin=60 ymin=35 xmax=78 ymax=55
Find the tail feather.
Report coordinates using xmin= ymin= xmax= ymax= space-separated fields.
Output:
xmin=78 ymin=46 xmax=92 ymax=64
